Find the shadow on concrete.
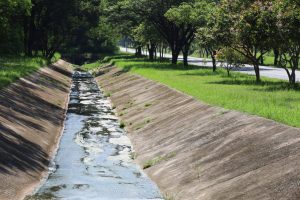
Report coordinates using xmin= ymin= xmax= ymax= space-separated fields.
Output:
xmin=0 ymin=63 xmax=71 ymax=175
xmin=0 ymin=124 xmax=49 ymax=175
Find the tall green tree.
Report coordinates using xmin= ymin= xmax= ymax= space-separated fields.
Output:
xmin=121 ymin=0 xmax=198 ymax=64
xmin=0 ymin=0 xmax=31 ymax=53
xmin=219 ymin=0 xmax=277 ymax=82
xmin=133 ymin=22 xmax=163 ymax=60
xmin=275 ymin=0 xmax=300 ymax=84
xmin=194 ymin=0 xmax=222 ymax=71
xmin=165 ymin=2 xmax=198 ymax=66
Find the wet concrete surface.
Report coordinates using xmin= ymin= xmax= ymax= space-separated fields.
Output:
xmin=27 ymin=71 xmax=162 ymax=200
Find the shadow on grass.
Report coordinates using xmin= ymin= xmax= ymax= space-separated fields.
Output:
xmin=209 ymin=79 xmax=300 ymax=92
xmin=108 ymin=56 xmax=300 ymax=92
xmin=179 ymin=70 xmax=224 ymax=77
xmin=103 ymin=54 xmax=137 ymax=63
xmin=116 ymin=60 xmax=207 ymax=72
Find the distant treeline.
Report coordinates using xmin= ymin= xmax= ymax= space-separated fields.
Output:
xmin=0 ymin=0 xmax=118 ymax=58
xmin=108 ymin=0 xmax=299 ymax=84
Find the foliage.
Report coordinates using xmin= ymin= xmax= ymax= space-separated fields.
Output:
xmin=115 ymin=0 xmax=199 ymax=64
xmin=0 ymin=0 xmax=31 ymax=53
xmin=218 ymin=0 xmax=277 ymax=82
xmin=274 ymin=0 xmax=300 ymax=84
xmin=1 ymin=0 xmax=118 ymax=58
xmin=216 ymin=48 xmax=246 ymax=76
xmin=165 ymin=0 xmax=214 ymax=65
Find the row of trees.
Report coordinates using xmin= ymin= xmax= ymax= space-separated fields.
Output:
xmin=109 ymin=0 xmax=299 ymax=84
xmin=0 ymin=0 xmax=118 ymax=59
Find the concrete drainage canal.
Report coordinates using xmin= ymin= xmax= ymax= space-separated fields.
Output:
xmin=27 ymin=71 xmax=162 ymax=200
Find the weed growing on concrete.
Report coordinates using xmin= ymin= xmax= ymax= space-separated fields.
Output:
xmin=120 ymin=121 xmax=125 ymax=128
xmin=143 ymin=152 xmax=177 ymax=169
xmin=144 ymin=103 xmax=152 ymax=107
xmin=104 ymin=92 xmax=111 ymax=97
xmin=130 ymin=152 xmax=138 ymax=160
xmin=163 ymin=193 xmax=177 ymax=200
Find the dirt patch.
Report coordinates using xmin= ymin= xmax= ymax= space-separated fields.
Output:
xmin=96 ymin=66 xmax=300 ymax=200
xmin=0 ymin=60 xmax=73 ymax=200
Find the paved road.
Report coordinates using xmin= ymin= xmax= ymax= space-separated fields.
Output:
xmin=120 ymin=47 xmax=300 ymax=82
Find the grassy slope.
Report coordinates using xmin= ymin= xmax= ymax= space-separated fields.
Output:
xmin=0 ymin=53 xmax=61 ymax=90
xmin=89 ymin=55 xmax=300 ymax=128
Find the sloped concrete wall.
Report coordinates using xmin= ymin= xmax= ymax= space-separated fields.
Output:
xmin=0 ymin=60 xmax=73 ymax=200
xmin=96 ymin=66 xmax=300 ymax=200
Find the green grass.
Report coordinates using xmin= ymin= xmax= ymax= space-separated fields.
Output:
xmin=82 ymin=53 xmax=132 ymax=70
xmin=88 ymin=55 xmax=300 ymax=128
xmin=0 ymin=55 xmax=47 ymax=89
xmin=0 ymin=54 xmax=60 ymax=90
xmin=143 ymin=152 xmax=177 ymax=169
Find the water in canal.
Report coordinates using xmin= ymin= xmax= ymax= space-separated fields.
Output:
xmin=28 ymin=71 xmax=162 ymax=200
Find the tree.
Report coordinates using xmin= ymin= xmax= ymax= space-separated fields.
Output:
xmin=107 ymin=0 xmax=144 ymax=56
xmin=275 ymin=0 xmax=300 ymax=84
xmin=196 ymin=0 xmax=229 ymax=71
xmin=122 ymin=0 xmax=197 ymax=64
xmin=133 ymin=22 xmax=163 ymax=60
xmin=165 ymin=2 xmax=199 ymax=66
xmin=66 ymin=0 xmax=118 ymax=54
xmin=0 ymin=0 xmax=31 ymax=54
xmin=219 ymin=0 xmax=277 ymax=82
xmin=216 ymin=48 xmax=245 ymax=76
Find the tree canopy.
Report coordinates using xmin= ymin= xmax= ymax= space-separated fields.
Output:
xmin=1 ymin=0 xmax=299 ymax=83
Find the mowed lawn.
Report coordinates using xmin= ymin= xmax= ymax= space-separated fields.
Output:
xmin=91 ymin=56 xmax=300 ymax=128
xmin=0 ymin=54 xmax=60 ymax=90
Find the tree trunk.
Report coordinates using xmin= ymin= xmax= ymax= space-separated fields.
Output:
xmin=148 ymin=45 xmax=154 ymax=61
xmin=290 ymin=57 xmax=299 ymax=85
xmin=159 ymin=45 xmax=162 ymax=61
xmin=205 ymin=49 xmax=210 ymax=58
xmin=183 ymin=52 xmax=188 ymax=66
xmin=254 ymin=63 xmax=261 ymax=82
xmin=172 ymin=50 xmax=180 ymax=64
xmin=290 ymin=69 xmax=296 ymax=84
xmin=260 ymin=55 xmax=264 ymax=65
xmin=23 ymin=16 xmax=29 ymax=54
xmin=148 ymin=43 xmax=156 ymax=61
xmin=135 ymin=46 xmax=142 ymax=57
xmin=182 ymin=45 xmax=190 ymax=67
xmin=26 ymin=16 xmax=35 ymax=56
xmin=274 ymin=48 xmax=279 ymax=66
xmin=210 ymin=50 xmax=217 ymax=72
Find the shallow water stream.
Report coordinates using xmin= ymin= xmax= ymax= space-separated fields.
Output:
xmin=28 ymin=71 xmax=162 ymax=200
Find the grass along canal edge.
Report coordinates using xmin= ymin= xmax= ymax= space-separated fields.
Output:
xmin=84 ymin=55 xmax=300 ymax=128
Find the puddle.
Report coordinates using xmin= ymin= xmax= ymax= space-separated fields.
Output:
xmin=27 ymin=71 xmax=162 ymax=200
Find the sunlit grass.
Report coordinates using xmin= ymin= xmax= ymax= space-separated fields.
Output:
xmin=0 ymin=55 xmax=60 ymax=90
xmin=82 ymin=53 xmax=132 ymax=70
xmin=88 ymin=55 xmax=300 ymax=128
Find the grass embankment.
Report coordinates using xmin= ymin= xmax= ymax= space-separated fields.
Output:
xmin=0 ymin=53 xmax=61 ymax=90
xmin=87 ymin=55 xmax=300 ymax=128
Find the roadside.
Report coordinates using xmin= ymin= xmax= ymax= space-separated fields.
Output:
xmin=95 ymin=65 xmax=300 ymax=200
xmin=120 ymin=47 xmax=300 ymax=82
xmin=0 ymin=60 xmax=73 ymax=200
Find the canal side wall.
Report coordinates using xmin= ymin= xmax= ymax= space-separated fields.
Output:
xmin=96 ymin=66 xmax=300 ymax=200
xmin=0 ymin=60 xmax=73 ymax=200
